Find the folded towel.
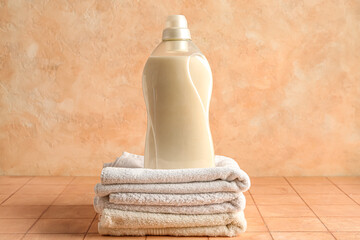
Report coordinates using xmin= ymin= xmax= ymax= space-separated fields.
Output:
xmin=108 ymin=192 xmax=242 ymax=207
xmin=101 ymin=152 xmax=250 ymax=192
xmin=98 ymin=224 xmax=244 ymax=237
xmin=96 ymin=152 xmax=250 ymax=237
xmin=94 ymin=194 xmax=245 ymax=214
xmin=98 ymin=208 xmax=246 ymax=237
xmin=95 ymin=180 xmax=241 ymax=196
xmin=103 ymin=152 xmax=144 ymax=168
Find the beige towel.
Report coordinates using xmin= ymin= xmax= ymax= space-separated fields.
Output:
xmin=94 ymin=194 xmax=245 ymax=214
xmin=98 ymin=208 xmax=246 ymax=237
xmin=98 ymin=225 xmax=244 ymax=237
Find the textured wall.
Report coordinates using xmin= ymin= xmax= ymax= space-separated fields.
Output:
xmin=1 ymin=0 xmax=359 ymax=176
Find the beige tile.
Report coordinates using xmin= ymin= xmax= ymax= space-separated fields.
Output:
xmin=85 ymin=234 xmax=145 ymax=239
xmin=28 ymin=177 xmax=74 ymax=185
xmin=271 ymin=232 xmax=335 ymax=240
xmin=0 ymin=233 xmax=24 ymax=240
xmin=237 ymin=232 xmax=273 ymax=240
xmin=301 ymin=194 xmax=355 ymax=205
xmin=23 ymin=234 xmax=85 ymax=240
xmin=0 ymin=177 xmax=31 ymax=185
xmin=332 ymin=232 xmax=360 ymax=240
xmin=337 ymin=185 xmax=360 ymax=195
xmin=0 ymin=219 xmax=37 ymax=233
xmin=244 ymin=205 xmax=261 ymax=218
xmin=53 ymin=194 xmax=94 ymax=205
xmin=286 ymin=177 xmax=332 ymax=185
xmin=16 ymin=185 xmax=66 ymax=195
xmin=3 ymin=194 xmax=58 ymax=205
xmin=71 ymin=177 xmax=100 ymax=185
xmin=147 ymin=237 xmax=207 ymax=240
xmin=329 ymin=177 xmax=360 ymax=185
xmin=264 ymin=217 xmax=327 ymax=231
xmin=87 ymin=220 xmax=98 ymax=234
xmin=250 ymin=185 xmax=295 ymax=195
xmin=350 ymin=194 xmax=360 ymax=204
xmin=251 ymin=177 xmax=288 ymax=185
xmin=310 ymin=204 xmax=360 ymax=217
xmin=0 ymin=195 xmax=9 ymax=204
xmin=253 ymin=194 xmax=304 ymax=205
xmin=0 ymin=205 xmax=47 ymax=218
xmin=41 ymin=206 xmax=96 ymax=219
xmin=29 ymin=219 xmax=93 ymax=234
xmin=209 ymin=232 xmax=272 ymax=240
xmin=245 ymin=195 xmax=254 ymax=205
xmin=0 ymin=185 xmax=22 ymax=195
xmin=246 ymin=218 xmax=268 ymax=232
xmin=293 ymin=185 xmax=342 ymax=194
xmin=320 ymin=217 xmax=360 ymax=231
xmin=62 ymin=185 xmax=95 ymax=194
xmin=258 ymin=205 xmax=314 ymax=217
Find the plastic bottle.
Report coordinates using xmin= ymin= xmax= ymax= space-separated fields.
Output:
xmin=142 ymin=15 xmax=215 ymax=169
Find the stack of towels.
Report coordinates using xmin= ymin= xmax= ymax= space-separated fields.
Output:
xmin=93 ymin=152 xmax=251 ymax=237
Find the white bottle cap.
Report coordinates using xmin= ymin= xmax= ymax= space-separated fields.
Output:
xmin=162 ymin=15 xmax=191 ymax=41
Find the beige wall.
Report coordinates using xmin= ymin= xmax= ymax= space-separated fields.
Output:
xmin=1 ymin=0 xmax=359 ymax=176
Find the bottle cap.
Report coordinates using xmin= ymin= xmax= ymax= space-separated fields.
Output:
xmin=162 ymin=15 xmax=191 ymax=40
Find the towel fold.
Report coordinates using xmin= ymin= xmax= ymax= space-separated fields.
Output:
xmin=94 ymin=194 xmax=245 ymax=214
xmin=101 ymin=152 xmax=250 ymax=192
xmin=95 ymin=180 xmax=241 ymax=197
xmin=103 ymin=151 xmax=144 ymax=168
xmin=101 ymin=208 xmax=245 ymax=229
xmin=98 ymin=209 xmax=247 ymax=237
xmin=98 ymin=223 xmax=245 ymax=237
xmin=109 ymin=192 xmax=242 ymax=207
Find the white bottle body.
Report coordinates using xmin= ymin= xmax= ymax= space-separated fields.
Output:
xmin=142 ymin=40 xmax=215 ymax=169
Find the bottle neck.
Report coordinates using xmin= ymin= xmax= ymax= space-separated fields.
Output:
xmin=150 ymin=40 xmax=201 ymax=57
xmin=163 ymin=40 xmax=190 ymax=52
xmin=162 ymin=28 xmax=191 ymax=41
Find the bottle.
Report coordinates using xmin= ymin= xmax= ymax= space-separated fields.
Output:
xmin=142 ymin=15 xmax=215 ymax=169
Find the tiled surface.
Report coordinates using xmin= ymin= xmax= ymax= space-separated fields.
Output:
xmin=0 ymin=176 xmax=358 ymax=239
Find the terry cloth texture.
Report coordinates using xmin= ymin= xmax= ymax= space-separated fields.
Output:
xmin=93 ymin=193 xmax=245 ymax=214
xmin=108 ymin=192 xmax=241 ymax=206
xmin=95 ymin=180 xmax=242 ymax=196
xmin=94 ymin=152 xmax=251 ymax=237
xmin=98 ymin=208 xmax=246 ymax=237
xmin=100 ymin=152 xmax=250 ymax=192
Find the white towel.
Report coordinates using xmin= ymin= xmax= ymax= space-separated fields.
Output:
xmin=95 ymin=180 xmax=241 ymax=197
xmin=94 ymin=194 xmax=245 ymax=214
xmin=98 ymin=208 xmax=246 ymax=237
xmin=101 ymin=152 xmax=250 ymax=192
xmin=109 ymin=192 xmax=242 ymax=206
xmin=103 ymin=152 xmax=144 ymax=168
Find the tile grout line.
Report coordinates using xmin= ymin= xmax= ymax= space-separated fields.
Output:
xmin=82 ymin=176 xmax=100 ymax=240
xmin=284 ymin=177 xmax=338 ymax=240
xmin=68 ymin=176 xmax=77 ymax=185
xmin=326 ymin=177 xmax=360 ymax=206
xmin=0 ymin=176 xmax=35 ymax=205
xmin=83 ymin=211 xmax=97 ymax=240
xmin=325 ymin=177 xmax=360 ymax=238
xmin=19 ymin=176 xmax=75 ymax=240
xmin=248 ymin=184 xmax=276 ymax=240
